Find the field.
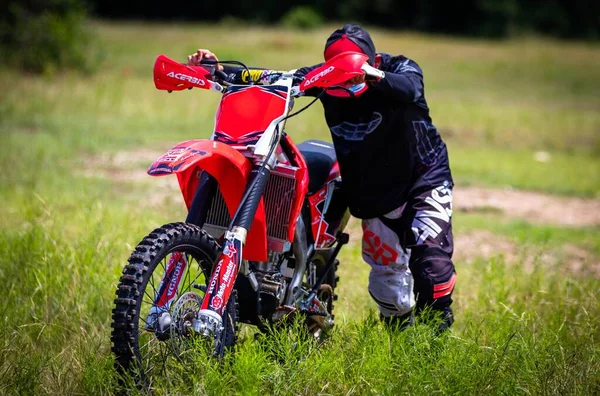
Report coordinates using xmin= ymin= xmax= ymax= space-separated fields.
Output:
xmin=1 ymin=21 xmax=599 ymax=394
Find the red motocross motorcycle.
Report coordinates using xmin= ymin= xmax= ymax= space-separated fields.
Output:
xmin=110 ymin=51 xmax=385 ymax=379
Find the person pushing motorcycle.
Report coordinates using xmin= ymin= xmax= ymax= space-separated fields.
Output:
xmin=188 ymin=24 xmax=456 ymax=331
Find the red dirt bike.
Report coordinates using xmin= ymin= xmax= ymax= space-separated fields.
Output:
xmin=110 ymin=51 xmax=385 ymax=379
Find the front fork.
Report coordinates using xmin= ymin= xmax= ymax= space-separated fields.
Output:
xmin=146 ymin=251 xmax=188 ymax=330
xmin=194 ymin=165 xmax=272 ymax=336
xmin=193 ymin=229 xmax=245 ymax=336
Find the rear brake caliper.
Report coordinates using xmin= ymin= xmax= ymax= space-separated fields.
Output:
xmin=299 ymin=285 xmax=334 ymax=335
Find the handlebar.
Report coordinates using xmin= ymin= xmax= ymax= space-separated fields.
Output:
xmin=199 ymin=60 xmax=304 ymax=88
xmin=200 ymin=51 xmax=384 ymax=87
xmin=155 ymin=51 xmax=384 ymax=96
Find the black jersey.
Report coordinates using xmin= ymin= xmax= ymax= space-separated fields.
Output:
xmin=297 ymin=53 xmax=452 ymax=219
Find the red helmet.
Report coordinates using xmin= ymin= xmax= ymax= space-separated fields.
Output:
xmin=323 ymin=24 xmax=376 ymax=98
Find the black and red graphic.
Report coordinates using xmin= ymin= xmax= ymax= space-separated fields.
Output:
xmin=201 ymin=237 xmax=242 ymax=316
xmin=153 ymin=251 xmax=188 ymax=308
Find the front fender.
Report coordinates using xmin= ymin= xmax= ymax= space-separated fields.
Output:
xmin=148 ymin=139 xmax=267 ymax=261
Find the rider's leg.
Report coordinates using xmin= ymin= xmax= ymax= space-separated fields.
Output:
xmin=361 ymin=207 xmax=415 ymax=328
xmin=362 ymin=179 xmax=456 ymax=331
xmin=405 ymin=182 xmax=456 ymax=331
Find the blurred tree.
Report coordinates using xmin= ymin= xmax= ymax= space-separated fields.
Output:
xmin=281 ymin=6 xmax=325 ymax=30
xmin=0 ymin=0 xmax=100 ymax=74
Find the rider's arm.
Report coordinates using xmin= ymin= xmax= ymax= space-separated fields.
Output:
xmin=371 ymin=56 xmax=424 ymax=103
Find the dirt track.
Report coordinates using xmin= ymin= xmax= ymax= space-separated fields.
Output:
xmin=455 ymin=187 xmax=600 ymax=227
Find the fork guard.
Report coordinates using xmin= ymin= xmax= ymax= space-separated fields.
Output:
xmin=148 ymin=139 xmax=268 ymax=261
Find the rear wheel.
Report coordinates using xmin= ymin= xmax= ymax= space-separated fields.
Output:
xmin=110 ymin=222 xmax=237 ymax=385
xmin=305 ymin=255 xmax=339 ymax=337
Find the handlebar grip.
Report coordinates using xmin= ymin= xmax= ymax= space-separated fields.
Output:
xmin=182 ymin=60 xmax=216 ymax=75
xmin=362 ymin=63 xmax=385 ymax=80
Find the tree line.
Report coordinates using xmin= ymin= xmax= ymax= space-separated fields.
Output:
xmin=87 ymin=0 xmax=598 ymax=39
xmin=1 ymin=0 xmax=597 ymax=73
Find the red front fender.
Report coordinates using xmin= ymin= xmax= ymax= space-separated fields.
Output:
xmin=148 ymin=139 xmax=268 ymax=261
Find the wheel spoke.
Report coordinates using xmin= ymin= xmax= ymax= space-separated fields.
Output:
xmin=148 ymin=271 xmax=158 ymax=298
xmin=187 ymin=271 xmax=206 ymax=293
xmin=143 ymin=342 xmax=163 ymax=376
xmin=139 ymin=339 xmax=151 ymax=352
xmin=138 ymin=316 xmax=150 ymax=327
xmin=159 ymin=342 xmax=169 ymax=376
xmin=140 ymin=336 xmax=157 ymax=352
xmin=182 ymin=253 xmax=192 ymax=293
xmin=144 ymin=292 xmax=155 ymax=305
xmin=159 ymin=256 xmax=167 ymax=274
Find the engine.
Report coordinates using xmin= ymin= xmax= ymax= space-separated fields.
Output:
xmin=253 ymin=252 xmax=289 ymax=320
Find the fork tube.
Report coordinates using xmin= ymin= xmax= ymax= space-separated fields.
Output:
xmin=186 ymin=172 xmax=217 ymax=227
xmin=231 ymin=165 xmax=271 ymax=231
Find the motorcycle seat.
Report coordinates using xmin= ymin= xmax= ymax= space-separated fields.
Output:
xmin=297 ymin=140 xmax=337 ymax=194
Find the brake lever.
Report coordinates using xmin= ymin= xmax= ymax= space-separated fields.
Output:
xmin=214 ymin=70 xmax=229 ymax=81
xmin=196 ymin=60 xmax=232 ymax=87
xmin=200 ymin=58 xmax=218 ymax=66
xmin=198 ymin=59 xmax=219 ymax=76
xmin=326 ymin=85 xmax=355 ymax=97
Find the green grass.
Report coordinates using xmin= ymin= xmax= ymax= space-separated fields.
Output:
xmin=1 ymin=212 xmax=598 ymax=394
xmin=449 ymin=146 xmax=600 ymax=197
xmin=455 ymin=212 xmax=600 ymax=255
xmin=1 ymin=21 xmax=599 ymax=394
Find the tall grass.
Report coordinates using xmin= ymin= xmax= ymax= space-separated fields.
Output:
xmin=1 ymin=211 xmax=598 ymax=393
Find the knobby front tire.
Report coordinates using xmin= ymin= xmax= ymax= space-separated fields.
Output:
xmin=110 ymin=222 xmax=237 ymax=385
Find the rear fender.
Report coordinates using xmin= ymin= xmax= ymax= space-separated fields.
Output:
xmin=148 ymin=140 xmax=268 ymax=261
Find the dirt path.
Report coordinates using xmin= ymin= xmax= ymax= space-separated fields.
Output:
xmin=452 ymin=230 xmax=599 ymax=277
xmin=455 ymin=187 xmax=600 ymax=227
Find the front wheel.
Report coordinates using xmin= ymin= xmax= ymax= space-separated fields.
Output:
xmin=110 ymin=222 xmax=237 ymax=385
